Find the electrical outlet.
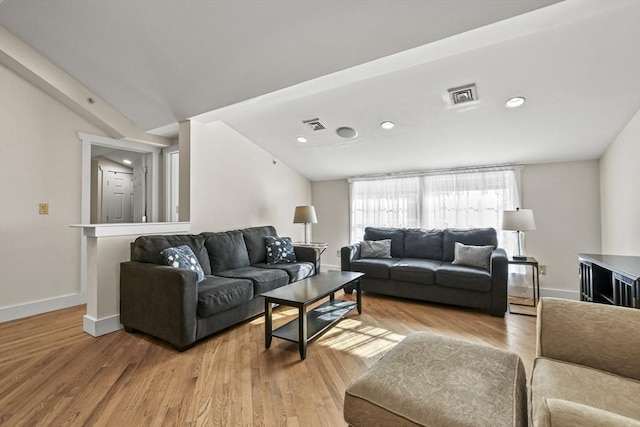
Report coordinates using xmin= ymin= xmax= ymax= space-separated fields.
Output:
xmin=336 ymin=250 xmax=341 ymax=257
xmin=39 ymin=203 xmax=49 ymax=215
xmin=539 ymin=265 xmax=546 ymax=275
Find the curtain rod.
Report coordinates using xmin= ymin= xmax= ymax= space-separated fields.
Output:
xmin=348 ymin=164 xmax=523 ymax=183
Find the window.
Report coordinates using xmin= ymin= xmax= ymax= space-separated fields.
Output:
xmin=350 ymin=167 xmax=521 ymax=256
xmin=350 ymin=176 xmax=421 ymax=242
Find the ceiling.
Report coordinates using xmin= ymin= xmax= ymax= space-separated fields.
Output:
xmin=91 ymin=146 xmax=141 ymax=169
xmin=1 ymin=0 xmax=639 ymax=181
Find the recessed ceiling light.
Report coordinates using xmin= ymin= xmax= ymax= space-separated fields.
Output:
xmin=123 ymin=159 xmax=132 ymax=164
xmin=380 ymin=121 xmax=395 ymax=130
xmin=296 ymin=136 xmax=308 ymax=143
xmin=505 ymin=97 xmax=526 ymax=108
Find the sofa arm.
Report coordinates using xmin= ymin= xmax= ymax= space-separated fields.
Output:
xmin=341 ymin=243 xmax=361 ymax=271
xmin=543 ymin=399 xmax=640 ymax=427
xmin=537 ymin=298 xmax=640 ymax=381
xmin=488 ymin=248 xmax=508 ymax=317
xmin=293 ymin=246 xmax=319 ymax=275
xmin=120 ymin=261 xmax=198 ymax=350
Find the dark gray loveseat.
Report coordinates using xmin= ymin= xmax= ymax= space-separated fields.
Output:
xmin=120 ymin=225 xmax=317 ymax=350
xmin=341 ymin=227 xmax=508 ymax=317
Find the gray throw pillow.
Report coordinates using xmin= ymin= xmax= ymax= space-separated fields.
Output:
xmin=360 ymin=239 xmax=392 ymax=258
xmin=452 ymin=242 xmax=494 ymax=269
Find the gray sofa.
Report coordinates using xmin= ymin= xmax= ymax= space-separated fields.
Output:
xmin=341 ymin=227 xmax=508 ymax=317
xmin=120 ymin=225 xmax=317 ymax=350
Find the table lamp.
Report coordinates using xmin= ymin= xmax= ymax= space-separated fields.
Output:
xmin=502 ymin=207 xmax=536 ymax=260
xmin=293 ymin=205 xmax=317 ymax=244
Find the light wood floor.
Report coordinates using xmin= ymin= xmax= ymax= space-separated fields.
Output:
xmin=0 ymin=293 xmax=537 ymax=426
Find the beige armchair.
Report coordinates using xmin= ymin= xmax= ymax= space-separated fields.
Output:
xmin=530 ymin=298 xmax=640 ymax=426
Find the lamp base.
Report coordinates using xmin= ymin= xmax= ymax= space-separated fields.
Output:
xmin=513 ymin=255 xmax=528 ymax=261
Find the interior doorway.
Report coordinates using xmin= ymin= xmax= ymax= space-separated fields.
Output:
xmin=102 ymin=170 xmax=134 ymax=223
xmin=82 ymin=133 xmax=161 ymax=224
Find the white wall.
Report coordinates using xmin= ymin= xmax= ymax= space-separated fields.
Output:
xmin=312 ymin=179 xmax=350 ymax=270
xmin=600 ymin=110 xmax=640 ymax=256
xmin=521 ymin=161 xmax=601 ymax=299
xmin=186 ymin=120 xmax=311 ymax=238
xmin=0 ymin=63 xmax=107 ymax=320
xmin=312 ymin=160 xmax=602 ymax=299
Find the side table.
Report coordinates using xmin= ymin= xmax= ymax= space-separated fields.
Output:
xmin=293 ymin=242 xmax=328 ymax=272
xmin=508 ymin=257 xmax=540 ymax=316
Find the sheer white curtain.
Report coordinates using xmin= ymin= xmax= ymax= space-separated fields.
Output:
xmin=420 ymin=168 xmax=520 ymax=255
xmin=350 ymin=176 xmax=420 ymax=243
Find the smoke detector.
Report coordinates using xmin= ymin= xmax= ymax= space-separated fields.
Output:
xmin=336 ymin=126 xmax=358 ymax=139
xmin=447 ymin=84 xmax=478 ymax=105
xmin=302 ymin=118 xmax=326 ymax=131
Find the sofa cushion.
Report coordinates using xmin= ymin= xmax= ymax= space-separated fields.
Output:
xmin=161 ymin=245 xmax=206 ymax=282
xmin=360 ymin=239 xmax=391 ymax=258
xmin=390 ymin=258 xmax=442 ymax=284
xmin=242 ymin=225 xmax=277 ymax=265
xmin=351 ymin=258 xmax=399 ymax=280
xmin=364 ymin=227 xmax=405 ymax=258
xmin=201 ymin=230 xmax=251 ymax=274
xmin=531 ymin=358 xmax=640 ymax=427
xmin=436 ymin=263 xmax=492 ymax=292
xmin=216 ymin=266 xmax=289 ymax=295
xmin=404 ymin=229 xmax=444 ymax=260
xmin=265 ymin=236 xmax=297 ymax=264
xmin=443 ymin=228 xmax=497 ymax=262
xmin=254 ymin=262 xmax=315 ymax=282
xmin=452 ymin=242 xmax=494 ymax=269
xmin=132 ymin=234 xmax=212 ymax=275
xmin=197 ymin=276 xmax=253 ymax=318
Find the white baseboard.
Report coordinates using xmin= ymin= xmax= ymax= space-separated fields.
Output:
xmin=322 ymin=263 xmax=341 ymax=272
xmin=83 ymin=314 xmax=122 ymax=337
xmin=0 ymin=292 xmax=86 ymax=323
xmin=509 ymin=284 xmax=578 ymax=300
xmin=539 ymin=288 xmax=580 ymax=300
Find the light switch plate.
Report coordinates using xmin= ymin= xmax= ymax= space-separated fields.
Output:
xmin=39 ymin=203 xmax=49 ymax=215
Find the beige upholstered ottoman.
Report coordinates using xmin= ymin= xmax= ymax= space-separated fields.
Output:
xmin=344 ymin=332 xmax=527 ymax=427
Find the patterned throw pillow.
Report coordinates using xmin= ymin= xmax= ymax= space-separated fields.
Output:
xmin=160 ymin=245 xmax=205 ymax=282
xmin=265 ymin=236 xmax=297 ymax=264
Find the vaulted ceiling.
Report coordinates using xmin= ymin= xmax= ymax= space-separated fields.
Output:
xmin=2 ymin=0 xmax=638 ymax=181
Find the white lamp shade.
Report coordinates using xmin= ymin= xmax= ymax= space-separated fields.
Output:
xmin=293 ymin=205 xmax=318 ymax=224
xmin=502 ymin=209 xmax=536 ymax=231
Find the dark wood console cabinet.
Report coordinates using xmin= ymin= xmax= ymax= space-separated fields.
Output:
xmin=579 ymin=254 xmax=640 ymax=308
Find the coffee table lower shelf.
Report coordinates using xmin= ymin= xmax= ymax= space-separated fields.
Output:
xmin=271 ymin=299 xmax=357 ymax=344
xmin=262 ymin=270 xmax=363 ymax=360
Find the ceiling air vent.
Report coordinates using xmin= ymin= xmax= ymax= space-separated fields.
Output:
xmin=302 ymin=118 xmax=326 ymax=131
xmin=448 ymin=84 xmax=478 ymax=105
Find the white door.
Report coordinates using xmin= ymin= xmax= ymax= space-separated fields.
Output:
xmin=102 ymin=171 xmax=134 ymax=223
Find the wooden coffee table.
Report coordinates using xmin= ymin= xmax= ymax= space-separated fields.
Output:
xmin=261 ymin=270 xmax=364 ymax=359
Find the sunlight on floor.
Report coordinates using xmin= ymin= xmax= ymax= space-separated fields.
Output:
xmin=317 ymin=319 xmax=405 ymax=359
xmin=249 ymin=305 xmax=405 ymax=358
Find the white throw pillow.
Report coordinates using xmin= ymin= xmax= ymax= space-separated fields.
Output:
xmin=360 ymin=239 xmax=392 ymax=258
xmin=452 ymin=242 xmax=494 ymax=269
